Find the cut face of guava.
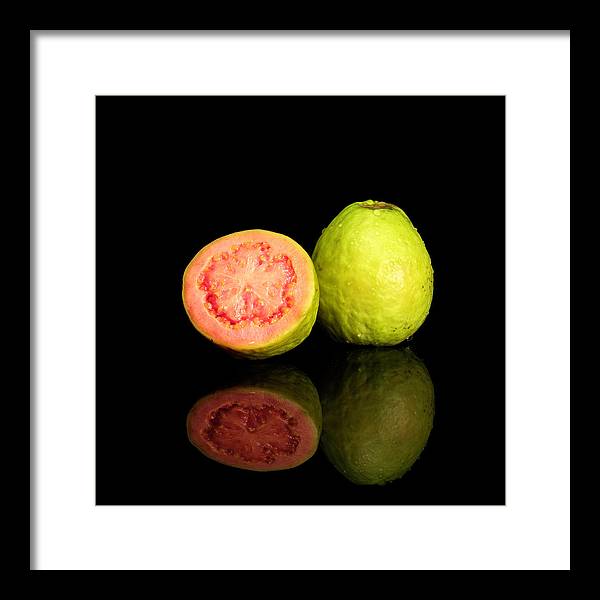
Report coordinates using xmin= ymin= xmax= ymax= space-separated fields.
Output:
xmin=182 ymin=230 xmax=319 ymax=359
xmin=320 ymin=348 xmax=434 ymax=485
xmin=187 ymin=366 xmax=322 ymax=471
xmin=312 ymin=200 xmax=434 ymax=346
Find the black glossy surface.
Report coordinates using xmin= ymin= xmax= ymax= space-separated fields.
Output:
xmin=96 ymin=96 xmax=505 ymax=505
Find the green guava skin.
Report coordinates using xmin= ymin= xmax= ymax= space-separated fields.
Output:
xmin=312 ymin=200 xmax=434 ymax=346
xmin=320 ymin=348 xmax=434 ymax=485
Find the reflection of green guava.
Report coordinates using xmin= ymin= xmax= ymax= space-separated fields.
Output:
xmin=320 ymin=348 xmax=434 ymax=485
xmin=312 ymin=200 xmax=433 ymax=345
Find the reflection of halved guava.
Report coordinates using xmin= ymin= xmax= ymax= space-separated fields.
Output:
xmin=320 ymin=348 xmax=434 ymax=485
xmin=182 ymin=230 xmax=319 ymax=359
xmin=187 ymin=366 xmax=322 ymax=472
xmin=312 ymin=200 xmax=433 ymax=345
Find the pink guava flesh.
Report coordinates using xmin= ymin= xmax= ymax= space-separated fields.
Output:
xmin=187 ymin=389 xmax=319 ymax=471
xmin=199 ymin=241 xmax=297 ymax=328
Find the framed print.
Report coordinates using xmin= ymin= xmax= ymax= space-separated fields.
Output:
xmin=31 ymin=30 xmax=570 ymax=570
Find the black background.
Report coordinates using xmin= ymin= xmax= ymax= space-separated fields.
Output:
xmin=96 ymin=96 xmax=505 ymax=505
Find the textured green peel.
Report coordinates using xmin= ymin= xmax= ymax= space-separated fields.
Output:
xmin=312 ymin=200 xmax=434 ymax=346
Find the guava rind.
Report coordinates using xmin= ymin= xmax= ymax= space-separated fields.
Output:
xmin=182 ymin=230 xmax=319 ymax=359
xmin=312 ymin=200 xmax=433 ymax=346
xmin=320 ymin=348 xmax=434 ymax=485
xmin=187 ymin=366 xmax=322 ymax=471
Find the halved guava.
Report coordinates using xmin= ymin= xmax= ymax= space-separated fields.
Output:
xmin=312 ymin=200 xmax=433 ymax=346
xmin=182 ymin=230 xmax=319 ymax=359
xmin=320 ymin=348 xmax=434 ymax=485
xmin=187 ymin=366 xmax=322 ymax=471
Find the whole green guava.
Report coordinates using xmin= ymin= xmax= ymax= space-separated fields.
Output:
xmin=320 ymin=348 xmax=434 ymax=485
xmin=312 ymin=200 xmax=433 ymax=345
